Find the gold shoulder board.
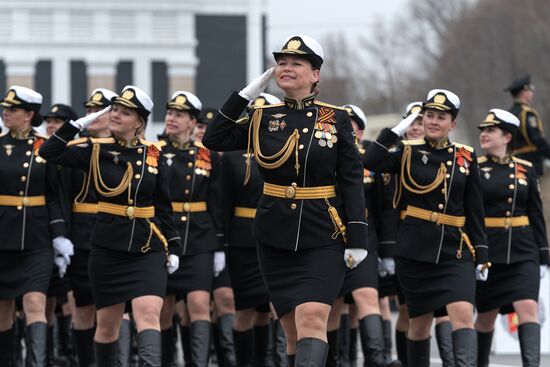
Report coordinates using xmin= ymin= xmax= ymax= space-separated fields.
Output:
xmin=401 ymin=139 xmax=424 ymax=146
xmin=512 ymin=156 xmax=533 ymax=167
xmin=454 ymin=143 xmax=474 ymax=152
xmin=67 ymin=137 xmax=89 ymax=146
xmin=477 ymin=156 xmax=488 ymax=164
xmin=256 ymin=103 xmax=284 ymax=109
xmin=90 ymin=137 xmax=115 ymax=144
xmin=314 ymin=101 xmax=346 ymax=110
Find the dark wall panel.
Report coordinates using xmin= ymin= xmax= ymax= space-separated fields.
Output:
xmin=152 ymin=61 xmax=168 ymax=121
xmin=195 ymin=15 xmax=247 ymax=108
xmin=70 ymin=61 xmax=87 ymax=117
xmin=116 ymin=61 xmax=133 ymax=92
xmin=35 ymin=60 xmax=52 ymax=114
xmin=0 ymin=60 xmax=5 ymax=100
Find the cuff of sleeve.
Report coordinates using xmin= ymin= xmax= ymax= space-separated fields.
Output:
xmin=376 ymin=128 xmax=400 ymax=149
xmin=167 ymin=238 xmax=182 ymax=255
xmin=475 ymin=246 xmax=489 ymax=265
xmin=346 ymin=221 xmax=368 ymax=250
xmin=50 ymin=221 xmax=67 ymax=239
xmin=218 ymin=92 xmax=250 ymax=123
xmin=378 ymin=242 xmax=394 ymax=258
xmin=539 ymin=248 xmax=549 ymax=265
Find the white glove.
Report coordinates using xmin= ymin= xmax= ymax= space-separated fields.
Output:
xmin=238 ymin=68 xmax=275 ymax=101
xmin=475 ymin=264 xmax=489 ymax=281
xmin=344 ymin=248 xmax=368 ymax=269
xmin=391 ymin=112 xmax=420 ymax=137
xmin=379 ymin=258 xmax=395 ymax=276
xmin=540 ymin=265 xmax=547 ymax=279
xmin=166 ymin=254 xmax=180 ymax=275
xmin=70 ymin=106 xmax=111 ymax=130
xmin=213 ymin=251 xmax=226 ymax=277
xmin=53 ymin=236 xmax=74 ymax=265
xmin=54 ymin=256 xmax=68 ymax=279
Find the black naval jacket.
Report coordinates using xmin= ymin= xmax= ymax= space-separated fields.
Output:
xmin=364 ymin=128 xmax=488 ymax=264
xmin=203 ymin=92 xmax=368 ymax=251
xmin=510 ymin=101 xmax=550 ymax=175
xmin=39 ymin=122 xmax=181 ymax=254
xmin=0 ymin=129 xmax=66 ymax=250
xmin=478 ymin=155 xmax=549 ymax=265
xmin=223 ymin=151 xmax=263 ymax=248
xmin=159 ymin=139 xmax=223 ymax=256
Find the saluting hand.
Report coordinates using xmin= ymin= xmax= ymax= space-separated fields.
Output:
xmin=238 ymin=68 xmax=275 ymax=101
xmin=166 ymin=254 xmax=180 ymax=274
xmin=391 ymin=112 xmax=420 ymax=137
xmin=344 ymin=248 xmax=368 ymax=269
xmin=70 ymin=106 xmax=111 ymax=130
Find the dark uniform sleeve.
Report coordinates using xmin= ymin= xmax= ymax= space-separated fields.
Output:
xmin=221 ymin=153 xmax=235 ymax=247
xmin=464 ymin=150 xmax=488 ymax=264
xmin=337 ymin=113 xmax=368 ymax=249
xmin=45 ymin=162 xmax=67 ymax=238
xmin=202 ymin=92 xmax=250 ymax=152
xmin=364 ymin=128 xmax=402 ymax=173
xmin=207 ymin=152 xmax=224 ymax=250
xmin=526 ymin=166 xmax=549 ymax=265
xmin=154 ymin=157 xmax=181 ymax=254
xmin=39 ymin=122 xmax=91 ymax=169
xmin=377 ymin=174 xmax=400 ymax=258
xmin=525 ymin=111 xmax=550 ymax=158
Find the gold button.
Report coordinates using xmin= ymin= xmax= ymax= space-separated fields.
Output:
xmin=134 ymin=174 xmax=141 ymax=179
xmin=446 ymin=173 xmax=450 ymax=178
xmin=507 ymin=197 xmax=513 ymax=204
xmin=23 ymin=162 xmax=29 ymax=168
xmin=19 ymin=191 xmax=24 ymax=196
xmin=27 ymin=139 xmax=33 ymax=145
xmin=17 ymin=206 xmax=22 ymax=210
xmin=302 ymin=128 xmax=309 ymax=133
xmin=128 ymin=199 xmax=134 ymax=204
xmin=187 ymin=162 xmax=193 ymax=168
xmin=22 ymin=197 xmax=29 ymax=206
xmin=26 ymin=151 xmax=31 ymax=156
xmin=509 ymin=173 xmax=515 ymax=179
xmin=509 ymin=184 xmax=515 ymax=190
xmin=299 ymin=144 xmax=304 ymax=150
xmin=509 ymin=163 xmax=514 ymax=168
xmin=430 ymin=212 xmax=439 ymax=222
xmin=136 ymin=160 xmax=142 ymax=166
xmin=189 ymin=150 xmax=195 ymax=155
xmin=446 ymin=161 xmax=452 ymax=166
xmin=184 ymin=189 xmax=190 ymax=195
xmin=21 ymin=176 xmax=26 ymax=182
xmin=441 ymin=188 xmax=446 ymax=194
xmin=306 ymin=112 xmax=313 ymax=117
xmin=181 ymin=216 xmax=187 ymax=222
xmin=137 ymin=148 xmax=143 ymax=153
xmin=438 ymin=204 xmax=444 ymax=210
xmin=290 ymin=203 xmax=297 ymax=209
xmin=506 ymin=211 xmax=511 ymax=217
xmin=447 ymin=148 xmax=454 ymax=153
xmin=183 ymin=203 xmax=190 ymax=211
xmin=186 ymin=175 xmax=191 ymax=181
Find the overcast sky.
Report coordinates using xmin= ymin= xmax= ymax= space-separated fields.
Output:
xmin=266 ymin=0 xmax=408 ymax=52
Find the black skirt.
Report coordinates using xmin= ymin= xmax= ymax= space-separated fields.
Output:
xmin=227 ymin=246 xmax=270 ymax=310
xmin=257 ymin=242 xmax=345 ymax=318
xmin=68 ymin=249 xmax=94 ymax=307
xmin=167 ymin=252 xmax=214 ymax=299
xmin=396 ymin=256 xmax=475 ymax=318
xmin=0 ymin=248 xmax=53 ymax=299
xmin=339 ymin=250 xmax=378 ymax=298
xmin=476 ymin=260 xmax=539 ymax=314
xmin=213 ymin=265 xmax=232 ymax=290
xmin=47 ymin=266 xmax=72 ymax=299
xmin=89 ymin=246 xmax=167 ymax=310
xmin=378 ymin=275 xmax=397 ymax=298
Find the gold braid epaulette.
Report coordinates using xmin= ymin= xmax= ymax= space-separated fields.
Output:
xmin=90 ymin=143 xmax=133 ymax=198
xmin=244 ymin=108 xmax=300 ymax=184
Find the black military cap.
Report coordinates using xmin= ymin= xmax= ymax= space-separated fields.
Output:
xmin=403 ymin=101 xmax=424 ymax=119
xmin=504 ymin=74 xmax=534 ymax=95
xmin=343 ymin=104 xmax=367 ymax=130
xmin=273 ymin=35 xmax=324 ymax=69
xmin=197 ymin=108 xmax=217 ymax=125
xmin=112 ymin=85 xmax=153 ymax=121
xmin=423 ymin=89 xmax=460 ymax=118
xmin=45 ymin=104 xmax=78 ymax=123
xmin=84 ymin=88 xmax=118 ymax=108
xmin=0 ymin=86 xmax=43 ymax=126
xmin=167 ymin=91 xmax=202 ymax=118
xmin=477 ymin=108 xmax=520 ymax=136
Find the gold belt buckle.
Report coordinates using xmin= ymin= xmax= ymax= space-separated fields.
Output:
xmin=285 ymin=183 xmax=297 ymax=199
xmin=505 ymin=217 xmax=512 ymax=229
xmin=183 ymin=203 xmax=190 ymax=211
xmin=22 ymin=197 xmax=29 ymax=206
xmin=430 ymin=211 xmax=439 ymax=223
xmin=126 ymin=206 xmax=135 ymax=219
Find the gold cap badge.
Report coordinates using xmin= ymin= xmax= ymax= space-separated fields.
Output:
xmin=92 ymin=92 xmax=103 ymax=101
xmin=434 ymin=94 xmax=446 ymax=104
xmin=175 ymin=95 xmax=187 ymax=105
xmin=206 ymin=112 xmax=214 ymax=119
xmin=485 ymin=113 xmax=495 ymax=122
xmin=6 ymin=90 xmax=15 ymax=101
xmin=122 ymin=90 xmax=134 ymax=100
xmin=411 ymin=106 xmax=422 ymax=114
xmin=52 ymin=106 xmax=58 ymax=112
xmin=287 ymin=39 xmax=301 ymax=50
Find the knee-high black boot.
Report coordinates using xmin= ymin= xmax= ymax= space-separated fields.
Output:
xmin=0 ymin=328 xmax=15 ymax=367
xmin=518 ymin=323 xmax=540 ymax=367
xmin=58 ymin=315 xmax=77 ymax=365
xmin=406 ymin=338 xmax=429 ymax=367
xmin=359 ymin=315 xmax=402 ymax=367
xmin=15 ymin=318 xmax=25 ymax=367
xmin=233 ymin=328 xmax=254 ymax=367
xmin=73 ymin=328 xmax=96 ymax=367
xmin=217 ymin=314 xmax=237 ymax=367
xmin=117 ymin=319 xmax=132 ymax=367
xmin=452 ymin=328 xmax=476 ymax=367
xmin=382 ymin=320 xmax=393 ymax=363
xmin=294 ymin=338 xmax=328 ymax=367
xmin=161 ymin=327 xmax=177 ymax=367
xmin=435 ymin=321 xmax=455 ymax=367
xmin=394 ymin=330 xmax=407 ymax=367
xmin=339 ymin=315 xmax=350 ymax=367
xmin=349 ymin=327 xmax=358 ymax=367
xmin=190 ymin=321 xmax=211 ymax=367
xmin=94 ymin=340 xmax=118 ymax=367
xmin=179 ymin=325 xmax=192 ymax=366
xmin=26 ymin=322 xmax=48 ymax=367
xmin=287 ymin=354 xmax=295 ymax=367
xmin=272 ymin=320 xmax=287 ymax=367
xmin=137 ymin=329 xmax=161 ymax=367
xmin=476 ymin=330 xmax=493 ymax=367
xmin=326 ymin=329 xmax=340 ymax=367
xmin=255 ymin=324 xmax=274 ymax=367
